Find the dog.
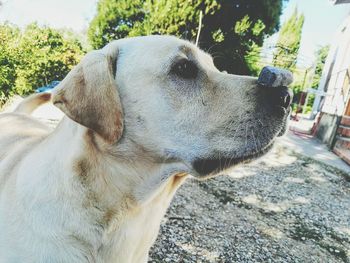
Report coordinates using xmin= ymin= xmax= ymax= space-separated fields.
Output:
xmin=0 ymin=35 xmax=292 ymax=263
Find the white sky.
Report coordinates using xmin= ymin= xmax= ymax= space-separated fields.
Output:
xmin=0 ymin=0 xmax=97 ymax=31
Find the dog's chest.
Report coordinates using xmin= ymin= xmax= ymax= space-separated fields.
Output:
xmin=97 ymin=176 xmax=184 ymax=263
xmin=97 ymin=199 xmax=171 ymax=262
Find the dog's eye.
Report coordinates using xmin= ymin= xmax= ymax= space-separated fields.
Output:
xmin=172 ymin=59 xmax=198 ymax=79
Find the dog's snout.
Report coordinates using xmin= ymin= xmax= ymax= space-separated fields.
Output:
xmin=269 ymin=87 xmax=292 ymax=109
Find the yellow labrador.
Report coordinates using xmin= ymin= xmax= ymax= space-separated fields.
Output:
xmin=0 ymin=36 xmax=292 ymax=263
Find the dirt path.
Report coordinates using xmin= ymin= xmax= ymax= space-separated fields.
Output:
xmin=149 ymin=144 xmax=350 ymax=263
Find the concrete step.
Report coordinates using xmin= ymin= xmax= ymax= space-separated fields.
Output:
xmin=337 ymin=125 xmax=350 ymax=137
xmin=340 ymin=115 xmax=350 ymax=126
xmin=334 ymin=136 xmax=350 ymax=165
xmin=335 ymin=136 xmax=350 ymax=149
xmin=333 ymin=143 xmax=350 ymax=165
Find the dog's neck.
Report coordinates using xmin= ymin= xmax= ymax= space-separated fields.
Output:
xmin=47 ymin=117 xmax=188 ymax=262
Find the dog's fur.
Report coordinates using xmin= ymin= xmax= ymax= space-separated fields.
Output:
xmin=0 ymin=36 xmax=289 ymax=262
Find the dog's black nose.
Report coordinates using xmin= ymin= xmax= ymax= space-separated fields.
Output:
xmin=258 ymin=66 xmax=293 ymax=109
xmin=269 ymin=86 xmax=292 ymax=109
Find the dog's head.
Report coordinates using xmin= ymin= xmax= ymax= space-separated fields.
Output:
xmin=53 ymin=36 xmax=292 ymax=178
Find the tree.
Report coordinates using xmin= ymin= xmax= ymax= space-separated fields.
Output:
xmin=88 ymin=0 xmax=145 ymax=49
xmin=88 ymin=0 xmax=287 ymax=75
xmin=14 ymin=24 xmax=84 ymax=96
xmin=272 ymin=8 xmax=304 ymax=70
xmin=312 ymin=45 xmax=330 ymax=89
xmin=0 ymin=24 xmax=20 ymax=103
xmin=0 ymin=23 xmax=84 ymax=106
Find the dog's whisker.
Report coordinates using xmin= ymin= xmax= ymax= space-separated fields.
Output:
xmin=230 ymin=112 xmax=245 ymax=141
xmin=252 ymin=130 xmax=258 ymax=153
xmin=198 ymin=85 xmax=206 ymax=106
xmin=205 ymin=43 xmax=221 ymax=54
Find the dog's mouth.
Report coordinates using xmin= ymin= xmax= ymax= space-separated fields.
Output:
xmin=191 ymin=140 xmax=275 ymax=178
xmin=190 ymin=108 xmax=290 ymax=178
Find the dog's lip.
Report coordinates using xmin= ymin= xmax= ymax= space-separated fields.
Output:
xmin=277 ymin=107 xmax=291 ymax=137
xmin=192 ymin=142 xmax=274 ymax=177
xmin=191 ymin=111 xmax=289 ymax=177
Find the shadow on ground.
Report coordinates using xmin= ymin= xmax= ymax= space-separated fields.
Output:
xmin=149 ymin=144 xmax=350 ymax=263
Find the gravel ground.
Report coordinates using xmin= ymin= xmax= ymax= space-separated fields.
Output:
xmin=149 ymin=144 xmax=350 ymax=263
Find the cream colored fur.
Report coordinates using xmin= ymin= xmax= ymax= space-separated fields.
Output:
xmin=13 ymin=92 xmax=52 ymax=114
xmin=0 ymin=36 xmax=289 ymax=262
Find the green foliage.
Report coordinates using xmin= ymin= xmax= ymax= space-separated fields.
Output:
xmin=289 ymin=46 xmax=329 ymax=114
xmin=290 ymin=69 xmax=307 ymax=93
xmin=307 ymin=94 xmax=315 ymax=107
xmin=288 ymin=68 xmax=314 ymax=109
xmin=0 ymin=24 xmax=20 ymax=103
xmin=88 ymin=0 xmax=145 ymax=49
xmin=14 ymin=24 xmax=84 ymax=95
xmin=245 ymin=42 xmax=263 ymax=76
xmin=88 ymin=0 xmax=286 ymax=75
xmin=0 ymin=23 xmax=84 ymax=106
xmin=273 ymin=8 xmax=304 ymax=70
xmin=312 ymin=45 xmax=330 ymax=89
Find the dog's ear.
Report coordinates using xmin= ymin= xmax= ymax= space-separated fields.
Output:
xmin=52 ymin=50 xmax=123 ymax=144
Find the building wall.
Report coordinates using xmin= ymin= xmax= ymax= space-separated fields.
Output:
xmin=321 ymin=15 xmax=350 ymax=116
xmin=315 ymin=13 xmax=350 ymax=145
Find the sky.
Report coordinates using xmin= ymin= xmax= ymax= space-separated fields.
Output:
xmin=267 ymin=0 xmax=350 ymax=67
xmin=0 ymin=0 xmax=349 ymax=67
xmin=0 ymin=0 xmax=97 ymax=31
